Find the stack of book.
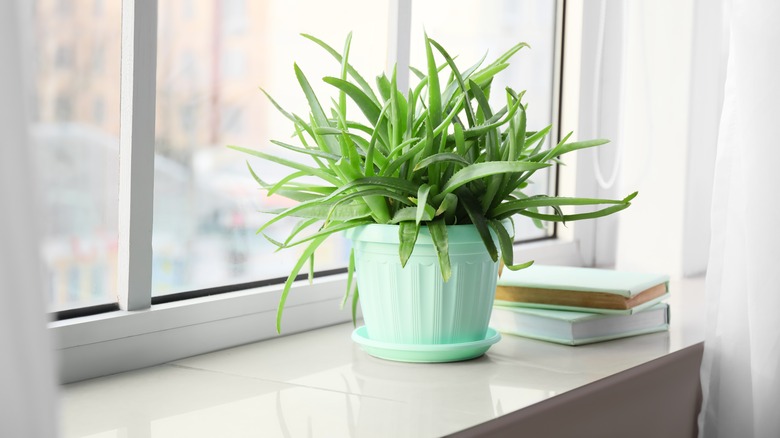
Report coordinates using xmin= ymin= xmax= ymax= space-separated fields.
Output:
xmin=490 ymin=265 xmax=670 ymax=345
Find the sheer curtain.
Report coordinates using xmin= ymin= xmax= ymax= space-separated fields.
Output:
xmin=0 ymin=1 xmax=58 ymax=437
xmin=698 ymin=0 xmax=780 ymax=436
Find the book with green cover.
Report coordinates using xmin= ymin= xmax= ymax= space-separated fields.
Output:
xmin=490 ymin=303 xmax=670 ymax=346
xmin=495 ymin=265 xmax=670 ymax=314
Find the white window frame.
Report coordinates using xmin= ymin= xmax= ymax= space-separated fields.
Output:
xmin=51 ymin=0 xmax=611 ymax=384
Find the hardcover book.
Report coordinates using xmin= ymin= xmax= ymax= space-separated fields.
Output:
xmin=495 ymin=265 xmax=670 ymax=314
xmin=490 ymin=303 xmax=670 ymax=345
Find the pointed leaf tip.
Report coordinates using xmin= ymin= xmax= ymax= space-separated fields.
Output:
xmin=505 ymin=260 xmax=534 ymax=271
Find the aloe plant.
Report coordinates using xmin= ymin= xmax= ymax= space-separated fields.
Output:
xmin=230 ymin=33 xmax=636 ymax=332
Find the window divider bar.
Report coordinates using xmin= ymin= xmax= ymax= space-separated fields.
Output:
xmin=551 ymin=0 xmax=566 ymax=237
xmin=117 ymin=0 xmax=158 ymax=311
xmin=387 ymin=0 xmax=412 ymax=91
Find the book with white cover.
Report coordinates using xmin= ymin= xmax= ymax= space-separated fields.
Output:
xmin=490 ymin=303 xmax=670 ymax=346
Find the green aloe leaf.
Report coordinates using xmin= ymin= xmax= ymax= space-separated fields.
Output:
xmin=508 ymin=97 xmax=526 ymax=162
xmin=386 ymin=136 xmax=423 ymax=159
xmin=468 ymin=79 xmax=493 ymax=120
xmin=267 ymin=170 xmax=310 ymax=196
xmin=261 ymin=232 xmax=285 ymax=250
xmin=441 ymin=51 xmax=489 ymax=108
xmin=365 ymin=102 xmax=393 ymax=176
xmin=472 ymin=42 xmax=529 ymax=83
xmin=469 ymin=62 xmax=510 ymax=90
xmin=505 ymin=259 xmax=535 ymax=272
xmin=414 ymin=152 xmax=470 ymax=171
xmin=308 ymin=252 xmax=315 ymax=284
xmin=285 ymin=219 xmax=372 ymax=248
xmin=435 ymin=193 xmax=458 ymax=217
xmin=490 ymin=194 xmax=636 ymax=218
xmin=427 ymin=220 xmax=451 ymax=281
xmin=409 ymin=65 xmax=425 ymax=80
xmin=389 ymin=68 xmax=402 ymax=147
xmin=523 ymin=125 xmax=551 ymax=156
xmin=449 ymin=95 xmax=521 ymax=141
xmin=457 ymin=188 xmax=498 ymax=262
xmin=323 ymin=77 xmax=381 ymax=124
xmin=376 ymin=74 xmax=391 ymax=101
xmin=489 ymin=219 xmax=515 ymax=267
xmin=229 ymin=145 xmax=342 ymax=186
xmin=454 ymin=123 xmax=467 ymax=156
xmin=517 ymin=201 xmax=634 ymax=223
xmin=277 ymin=235 xmax=328 ymax=333
xmin=342 ymin=248 xmax=356 ymax=309
xmin=294 ymin=63 xmax=339 ymax=154
xmin=259 ymin=88 xmax=298 ymax=126
xmin=284 ymin=218 xmax=320 ymax=247
xmin=494 ymin=41 xmax=531 ymax=64
xmin=428 ymin=38 xmax=476 ymax=127
xmin=245 ymin=160 xmax=335 ymax=200
xmin=325 ymin=176 xmax=419 ymax=202
xmin=261 ymin=202 xmax=371 ymax=225
xmin=432 ymin=94 xmax=466 ymax=138
xmin=269 ymin=140 xmax=341 ymax=162
xmin=389 ymin=205 xmax=435 ymax=224
xmin=398 ymin=221 xmax=420 ymax=267
xmin=338 ymin=32 xmax=352 ymax=121
xmin=530 ymin=137 xmax=609 ymax=162
xmin=425 ymin=34 xmax=442 ymax=127
xmin=351 ymin=286 xmax=360 ymax=327
xmin=487 ymin=218 xmax=530 ymax=271
xmin=300 ymin=33 xmax=378 ymax=105
xmin=323 ymin=188 xmax=412 ymax=224
xmin=441 ymin=161 xmax=550 ymax=196
xmin=381 ymin=139 xmax=428 ymax=177
xmin=415 ymin=184 xmax=432 ymax=225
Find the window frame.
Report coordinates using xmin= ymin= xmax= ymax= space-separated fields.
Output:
xmin=51 ymin=0 xmax=605 ymax=383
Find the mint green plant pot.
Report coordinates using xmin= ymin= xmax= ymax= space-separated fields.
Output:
xmin=346 ymin=224 xmax=501 ymax=361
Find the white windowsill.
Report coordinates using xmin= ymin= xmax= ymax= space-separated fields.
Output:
xmin=60 ymin=275 xmax=705 ymax=437
xmin=52 ymin=238 xmax=583 ymax=383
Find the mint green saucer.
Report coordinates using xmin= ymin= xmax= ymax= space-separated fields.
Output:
xmin=352 ymin=326 xmax=501 ymax=363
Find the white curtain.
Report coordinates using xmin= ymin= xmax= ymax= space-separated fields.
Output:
xmin=698 ymin=0 xmax=780 ymax=436
xmin=0 ymin=1 xmax=58 ymax=437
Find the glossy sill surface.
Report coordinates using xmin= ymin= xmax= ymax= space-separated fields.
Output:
xmin=61 ymin=277 xmax=705 ymax=438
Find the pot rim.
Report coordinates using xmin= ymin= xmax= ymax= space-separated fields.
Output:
xmin=344 ymin=220 xmax=512 ymax=245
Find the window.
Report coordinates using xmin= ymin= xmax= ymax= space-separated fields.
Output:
xmin=55 ymin=46 xmax=73 ymax=69
xmin=222 ymin=0 xmax=248 ymax=35
xmin=220 ymin=105 xmax=244 ymax=135
xmin=409 ymin=0 xmax=558 ymax=242
xmin=221 ymin=49 xmax=246 ymax=80
xmin=31 ymin=1 xmax=121 ymax=312
xmin=182 ymin=0 xmax=195 ymax=20
xmin=94 ymin=0 xmax=104 ymax=17
xmin=153 ymin=0 xmax=390 ymax=296
xmin=178 ymin=102 xmax=198 ymax=132
xmin=54 ymin=94 xmax=73 ymax=120
xmin=57 ymin=0 xmax=72 ymax=17
xmin=93 ymin=97 xmax=105 ymax=125
xmin=92 ymin=42 xmax=105 ymax=74
xmin=48 ymin=0 xmax=578 ymax=383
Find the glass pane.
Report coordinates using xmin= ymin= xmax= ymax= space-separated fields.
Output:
xmin=153 ymin=0 xmax=390 ymax=295
xmin=30 ymin=0 xmax=122 ymax=311
xmin=410 ymin=0 xmax=558 ymax=241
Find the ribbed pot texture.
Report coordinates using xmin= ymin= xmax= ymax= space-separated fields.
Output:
xmin=347 ymin=224 xmax=499 ymax=345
